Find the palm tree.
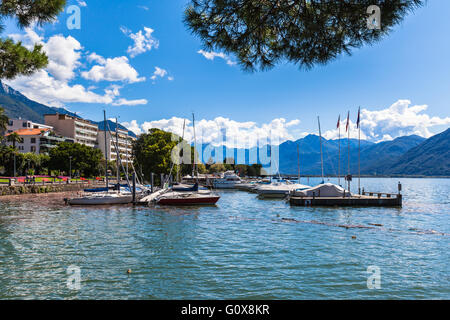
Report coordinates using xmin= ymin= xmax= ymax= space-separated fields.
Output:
xmin=0 ymin=107 xmax=9 ymax=139
xmin=6 ymin=132 xmax=23 ymax=177
xmin=7 ymin=132 xmax=23 ymax=148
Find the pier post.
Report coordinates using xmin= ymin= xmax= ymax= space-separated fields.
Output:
xmin=132 ymin=172 xmax=136 ymax=204
xmin=150 ymin=173 xmax=154 ymax=193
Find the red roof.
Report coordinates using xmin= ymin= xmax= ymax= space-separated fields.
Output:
xmin=6 ymin=128 xmax=50 ymax=136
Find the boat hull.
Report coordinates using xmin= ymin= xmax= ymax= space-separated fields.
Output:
xmin=68 ymin=195 xmax=132 ymax=205
xmin=157 ymin=196 xmax=220 ymax=205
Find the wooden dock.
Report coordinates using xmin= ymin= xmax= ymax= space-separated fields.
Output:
xmin=289 ymin=192 xmax=402 ymax=207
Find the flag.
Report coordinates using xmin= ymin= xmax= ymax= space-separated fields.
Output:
xmin=337 ymin=115 xmax=340 ymax=128
xmin=356 ymin=107 xmax=361 ymax=129
xmin=346 ymin=111 xmax=350 ymax=132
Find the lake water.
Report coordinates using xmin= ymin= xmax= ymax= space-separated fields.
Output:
xmin=0 ymin=178 xmax=448 ymax=299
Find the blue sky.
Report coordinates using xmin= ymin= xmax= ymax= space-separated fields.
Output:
xmin=3 ymin=0 xmax=450 ymax=147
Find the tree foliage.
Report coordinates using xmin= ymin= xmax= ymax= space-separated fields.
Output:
xmin=0 ymin=0 xmax=66 ymax=79
xmin=48 ymin=142 xmax=103 ymax=177
xmin=0 ymin=106 xmax=8 ymax=134
xmin=184 ymin=0 xmax=424 ymax=71
xmin=133 ymin=128 xmax=181 ymax=181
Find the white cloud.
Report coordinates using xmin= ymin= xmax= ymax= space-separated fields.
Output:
xmin=112 ymin=98 xmax=148 ymax=106
xmin=77 ymin=1 xmax=87 ymax=7
xmin=197 ymin=50 xmax=236 ymax=66
xmin=138 ymin=5 xmax=149 ymax=11
xmin=5 ymin=29 xmax=147 ymax=107
xmin=323 ymin=100 xmax=450 ymax=141
xmin=5 ymin=70 xmax=115 ymax=107
xmin=81 ymin=56 xmax=146 ymax=83
xmin=123 ymin=117 xmax=302 ymax=148
xmin=121 ymin=26 xmax=159 ymax=58
xmin=87 ymin=52 xmax=106 ymax=64
xmin=44 ymin=35 xmax=83 ymax=81
xmin=150 ymin=66 xmax=168 ymax=81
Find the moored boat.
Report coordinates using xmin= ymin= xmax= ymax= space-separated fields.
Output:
xmin=66 ymin=192 xmax=133 ymax=205
xmin=213 ymin=171 xmax=242 ymax=189
xmin=256 ymin=181 xmax=310 ymax=198
xmin=155 ymin=190 xmax=220 ymax=205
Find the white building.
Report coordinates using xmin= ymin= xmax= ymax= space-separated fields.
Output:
xmin=97 ymin=121 xmax=136 ymax=169
xmin=6 ymin=118 xmax=52 ymax=134
xmin=5 ymin=128 xmax=72 ymax=154
xmin=44 ymin=113 xmax=98 ymax=148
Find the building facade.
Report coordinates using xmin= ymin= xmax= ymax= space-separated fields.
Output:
xmin=44 ymin=114 xmax=98 ymax=148
xmin=97 ymin=121 xmax=136 ymax=169
xmin=5 ymin=128 xmax=72 ymax=154
xmin=6 ymin=118 xmax=53 ymax=134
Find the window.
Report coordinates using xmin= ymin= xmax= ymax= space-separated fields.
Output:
xmin=30 ymin=146 xmax=36 ymax=152
xmin=22 ymin=122 xmax=27 ymax=127
xmin=31 ymin=138 xmax=36 ymax=144
xmin=8 ymin=120 xmax=13 ymax=126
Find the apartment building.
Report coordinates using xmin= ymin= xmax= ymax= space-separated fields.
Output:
xmin=5 ymin=128 xmax=73 ymax=154
xmin=97 ymin=121 xmax=136 ymax=167
xmin=6 ymin=118 xmax=53 ymax=134
xmin=44 ymin=113 xmax=98 ymax=148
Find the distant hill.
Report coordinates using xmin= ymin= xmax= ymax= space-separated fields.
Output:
xmin=277 ymin=134 xmax=425 ymax=175
xmin=0 ymin=81 xmax=136 ymax=137
xmin=198 ymin=133 xmax=430 ymax=175
xmin=0 ymin=80 xmax=78 ymax=123
xmin=384 ymin=128 xmax=450 ymax=176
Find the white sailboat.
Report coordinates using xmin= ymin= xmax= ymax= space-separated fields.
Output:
xmin=67 ymin=113 xmax=136 ymax=206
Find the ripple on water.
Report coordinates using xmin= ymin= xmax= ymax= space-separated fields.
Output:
xmin=0 ymin=178 xmax=449 ymax=299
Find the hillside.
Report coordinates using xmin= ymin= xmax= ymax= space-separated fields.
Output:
xmin=0 ymin=81 xmax=77 ymax=123
xmin=385 ymin=128 xmax=450 ymax=176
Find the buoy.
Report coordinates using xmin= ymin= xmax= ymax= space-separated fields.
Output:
xmin=351 ymin=236 xmax=357 ymax=239
xmin=127 ymin=269 xmax=132 ymax=274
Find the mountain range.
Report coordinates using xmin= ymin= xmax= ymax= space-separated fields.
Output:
xmin=0 ymin=81 xmax=135 ymax=137
xmin=1 ymin=81 xmax=448 ymax=176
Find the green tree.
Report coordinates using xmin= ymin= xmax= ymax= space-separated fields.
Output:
xmin=6 ymin=132 xmax=23 ymax=176
xmin=133 ymin=128 xmax=181 ymax=182
xmin=0 ymin=0 xmax=66 ymax=79
xmin=185 ymin=0 xmax=424 ymax=71
xmin=209 ymin=163 xmax=226 ymax=173
xmin=6 ymin=132 xmax=23 ymax=148
xmin=0 ymin=144 xmax=15 ymax=175
xmin=0 ymin=106 xmax=8 ymax=136
xmin=48 ymin=142 xmax=103 ymax=177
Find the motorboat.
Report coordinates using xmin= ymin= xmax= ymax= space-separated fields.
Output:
xmin=155 ymin=189 xmax=220 ymax=205
xmin=213 ymin=171 xmax=242 ymax=189
xmin=256 ymin=181 xmax=310 ymax=198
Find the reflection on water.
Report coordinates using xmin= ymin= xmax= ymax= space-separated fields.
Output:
xmin=0 ymin=178 xmax=448 ymax=299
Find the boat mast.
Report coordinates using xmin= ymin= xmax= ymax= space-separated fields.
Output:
xmin=192 ymin=113 xmax=197 ymax=180
xmin=297 ymin=143 xmax=300 ymax=184
xmin=178 ymin=119 xmax=186 ymax=183
xmin=337 ymin=114 xmax=341 ymax=186
xmin=347 ymin=111 xmax=350 ymax=192
xmin=103 ymin=110 xmax=109 ymax=189
xmin=318 ymin=116 xmax=324 ymax=183
xmin=357 ymin=106 xmax=361 ymax=194
xmin=116 ymin=117 xmax=120 ymax=193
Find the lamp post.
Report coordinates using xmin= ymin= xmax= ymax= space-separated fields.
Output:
xmin=69 ymin=156 xmax=72 ymax=179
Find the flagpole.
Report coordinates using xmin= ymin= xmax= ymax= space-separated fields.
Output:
xmin=347 ymin=111 xmax=350 ymax=193
xmin=338 ymin=115 xmax=341 ymax=186
xmin=358 ymin=106 xmax=361 ymax=195
xmin=318 ymin=116 xmax=324 ymax=183
xmin=297 ymin=143 xmax=300 ymax=184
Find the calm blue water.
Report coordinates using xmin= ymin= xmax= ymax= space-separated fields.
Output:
xmin=0 ymin=178 xmax=448 ymax=299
